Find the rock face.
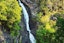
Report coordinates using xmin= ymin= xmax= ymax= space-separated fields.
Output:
xmin=21 ymin=0 xmax=39 ymax=14
xmin=0 ymin=26 xmax=22 ymax=43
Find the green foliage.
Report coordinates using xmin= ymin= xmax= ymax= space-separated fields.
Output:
xmin=0 ymin=0 xmax=22 ymax=36
xmin=10 ymin=21 xmax=21 ymax=36
xmin=36 ymin=0 xmax=64 ymax=43
xmin=36 ymin=16 xmax=64 ymax=43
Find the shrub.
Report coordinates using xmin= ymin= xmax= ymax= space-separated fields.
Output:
xmin=0 ymin=0 xmax=22 ymax=36
xmin=36 ymin=0 xmax=64 ymax=43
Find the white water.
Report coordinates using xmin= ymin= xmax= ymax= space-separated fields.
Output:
xmin=18 ymin=0 xmax=36 ymax=43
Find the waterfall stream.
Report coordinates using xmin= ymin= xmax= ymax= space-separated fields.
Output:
xmin=18 ymin=0 xmax=36 ymax=43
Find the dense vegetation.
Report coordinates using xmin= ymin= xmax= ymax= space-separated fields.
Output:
xmin=0 ymin=0 xmax=22 ymax=36
xmin=36 ymin=0 xmax=64 ymax=43
xmin=0 ymin=0 xmax=64 ymax=43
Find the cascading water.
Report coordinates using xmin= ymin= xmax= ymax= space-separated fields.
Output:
xmin=18 ymin=0 xmax=36 ymax=43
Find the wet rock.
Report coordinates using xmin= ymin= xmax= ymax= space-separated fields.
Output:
xmin=20 ymin=0 xmax=39 ymax=15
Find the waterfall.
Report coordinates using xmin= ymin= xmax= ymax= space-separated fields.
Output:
xmin=18 ymin=0 xmax=36 ymax=43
